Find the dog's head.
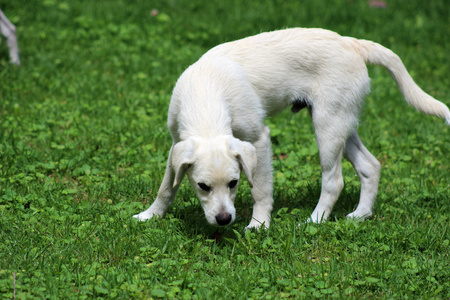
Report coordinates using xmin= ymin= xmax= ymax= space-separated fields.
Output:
xmin=171 ymin=136 xmax=257 ymax=226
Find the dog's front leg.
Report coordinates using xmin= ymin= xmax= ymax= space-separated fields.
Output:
xmin=246 ymin=126 xmax=274 ymax=230
xmin=134 ymin=146 xmax=179 ymax=221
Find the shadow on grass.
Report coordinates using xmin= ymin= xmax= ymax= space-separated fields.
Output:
xmin=164 ymin=180 xmax=363 ymax=244
xmin=271 ymin=181 xmax=363 ymax=221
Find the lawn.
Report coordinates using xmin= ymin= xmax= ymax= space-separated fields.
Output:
xmin=0 ymin=0 xmax=449 ymax=298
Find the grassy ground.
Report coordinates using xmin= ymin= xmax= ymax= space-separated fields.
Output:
xmin=0 ymin=0 xmax=449 ymax=298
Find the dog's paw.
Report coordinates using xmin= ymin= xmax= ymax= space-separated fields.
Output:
xmin=133 ymin=212 xmax=149 ymax=221
xmin=245 ymin=219 xmax=270 ymax=231
xmin=244 ymin=224 xmax=266 ymax=232
xmin=307 ymin=211 xmax=328 ymax=224
xmin=346 ymin=209 xmax=372 ymax=221
xmin=133 ymin=209 xmax=160 ymax=221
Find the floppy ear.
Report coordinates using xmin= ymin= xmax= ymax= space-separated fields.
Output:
xmin=226 ymin=137 xmax=257 ymax=188
xmin=171 ymin=139 xmax=197 ymax=188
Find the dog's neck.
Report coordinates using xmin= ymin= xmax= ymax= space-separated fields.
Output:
xmin=172 ymin=67 xmax=234 ymax=141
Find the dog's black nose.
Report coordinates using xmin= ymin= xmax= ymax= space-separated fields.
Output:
xmin=215 ymin=212 xmax=232 ymax=226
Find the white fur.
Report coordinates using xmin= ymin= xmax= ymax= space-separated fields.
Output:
xmin=134 ymin=28 xmax=450 ymax=229
xmin=0 ymin=9 xmax=20 ymax=65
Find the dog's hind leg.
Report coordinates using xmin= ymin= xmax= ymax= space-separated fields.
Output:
xmin=344 ymin=131 xmax=381 ymax=220
xmin=133 ymin=145 xmax=179 ymax=221
xmin=308 ymin=110 xmax=353 ymax=223
xmin=245 ymin=126 xmax=274 ymax=230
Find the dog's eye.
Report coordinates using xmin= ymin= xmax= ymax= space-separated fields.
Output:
xmin=228 ymin=180 xmax=238 ymax=189
xmin=198 ymin=182 xmax=212 ymax=192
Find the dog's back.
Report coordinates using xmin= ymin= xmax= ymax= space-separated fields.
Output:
xmin=180 ymin=28 xmax=449 ymax=125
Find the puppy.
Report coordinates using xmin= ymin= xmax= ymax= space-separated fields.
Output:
xmin=134 ymin=28 xmax=450 ymax=229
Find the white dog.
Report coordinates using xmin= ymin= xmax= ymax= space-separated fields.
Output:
xmin=134 ymin=28 xmax=450 ymax=229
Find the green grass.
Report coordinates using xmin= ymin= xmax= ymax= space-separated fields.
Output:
xmin=1 ymin=0 xmax=449 ymax=298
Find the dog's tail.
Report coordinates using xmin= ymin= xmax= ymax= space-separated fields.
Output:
xmin=354 ymin=38 xmax=450 ymax=125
